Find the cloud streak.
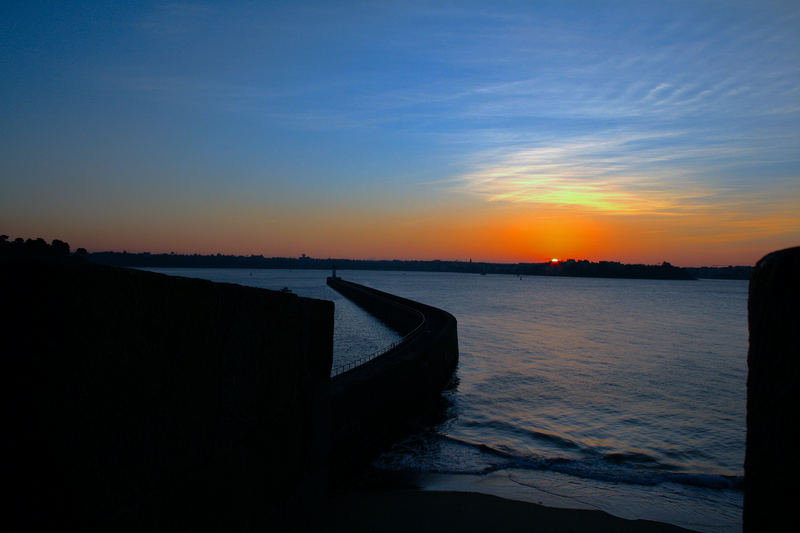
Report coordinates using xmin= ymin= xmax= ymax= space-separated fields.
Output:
xmin=453 ymin=130 xmax=756 ymax=216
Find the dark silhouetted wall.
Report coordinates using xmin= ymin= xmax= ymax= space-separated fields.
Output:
xmin=745 ymin=246 xmax=800 ymax=531
xmin=3 ymin=259 xmax=333 ymax=531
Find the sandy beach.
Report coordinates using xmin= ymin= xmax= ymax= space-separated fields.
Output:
xmin=330 ymin=490 xmax=699 ymax=532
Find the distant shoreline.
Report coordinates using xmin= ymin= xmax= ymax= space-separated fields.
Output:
xmin=90 ymin=251 xmax=752 ymax=280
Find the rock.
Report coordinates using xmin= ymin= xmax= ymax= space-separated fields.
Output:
xmin=745 ymin=246 xmax=800 ymax=531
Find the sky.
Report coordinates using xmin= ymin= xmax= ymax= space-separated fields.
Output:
xmin=2 ymin=1 xmax=798 ymax=266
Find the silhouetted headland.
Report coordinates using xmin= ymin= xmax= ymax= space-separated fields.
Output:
xmin=81 ymin=249 xmax=749 ymax=280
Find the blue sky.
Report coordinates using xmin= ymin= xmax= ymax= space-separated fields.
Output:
xmin=2 ymin=1 xmax=798 ymax=264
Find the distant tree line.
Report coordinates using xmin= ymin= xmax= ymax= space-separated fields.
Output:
xmin=0 ymin=235 xmax=88 ymax=264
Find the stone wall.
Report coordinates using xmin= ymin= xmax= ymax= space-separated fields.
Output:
xmin=745 ymin=246 xmax=800 ymax=531
xmin=325 ymin=276 xmax=423 ymax=335
xmin=326 ymin=277 xmax=459 ymax=481
xmin=3 ymin=259 xmax=333 ymax=531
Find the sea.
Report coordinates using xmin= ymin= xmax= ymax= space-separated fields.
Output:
xmin=145 ymin=268 xmax=746 ymax=533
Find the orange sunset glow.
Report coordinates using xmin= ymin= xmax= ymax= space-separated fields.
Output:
xmin=2 ymin=2 xmax=798 ymax=266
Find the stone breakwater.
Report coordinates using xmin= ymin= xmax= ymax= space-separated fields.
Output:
xmin=327 ymin=276 xmax=459 ymax=482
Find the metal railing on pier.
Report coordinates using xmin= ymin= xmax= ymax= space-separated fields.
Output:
xmin=330 ymin=312 xmax=425 ymax=378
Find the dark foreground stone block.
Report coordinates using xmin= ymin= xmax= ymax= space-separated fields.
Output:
xmin=2 ymin=256 xmax=332 ymax=531
xmin=745 ymin=246 xmax=800 ymax=531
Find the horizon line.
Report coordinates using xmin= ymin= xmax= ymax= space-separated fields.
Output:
xmin=89 ymin=249 xmax=755 ymax=270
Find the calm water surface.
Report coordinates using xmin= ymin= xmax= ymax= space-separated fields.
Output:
xmin=147 ymin=268 xmax=746 ymax=533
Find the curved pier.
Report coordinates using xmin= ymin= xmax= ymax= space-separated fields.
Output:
xmin=327 ymin=277 xmax=459 ymax=481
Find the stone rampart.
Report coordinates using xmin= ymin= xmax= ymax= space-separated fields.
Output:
xmin=326 ymin=277 xmax=459 ymax=481
xmin=3 ymin=259 xmax=333 ymax=530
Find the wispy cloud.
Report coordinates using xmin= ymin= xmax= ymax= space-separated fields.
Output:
xmin=452 ymin=130 xmax=756 ymax=215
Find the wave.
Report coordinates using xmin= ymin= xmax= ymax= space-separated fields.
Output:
xmin=375 ymin=434 xmax=743 ymax=491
